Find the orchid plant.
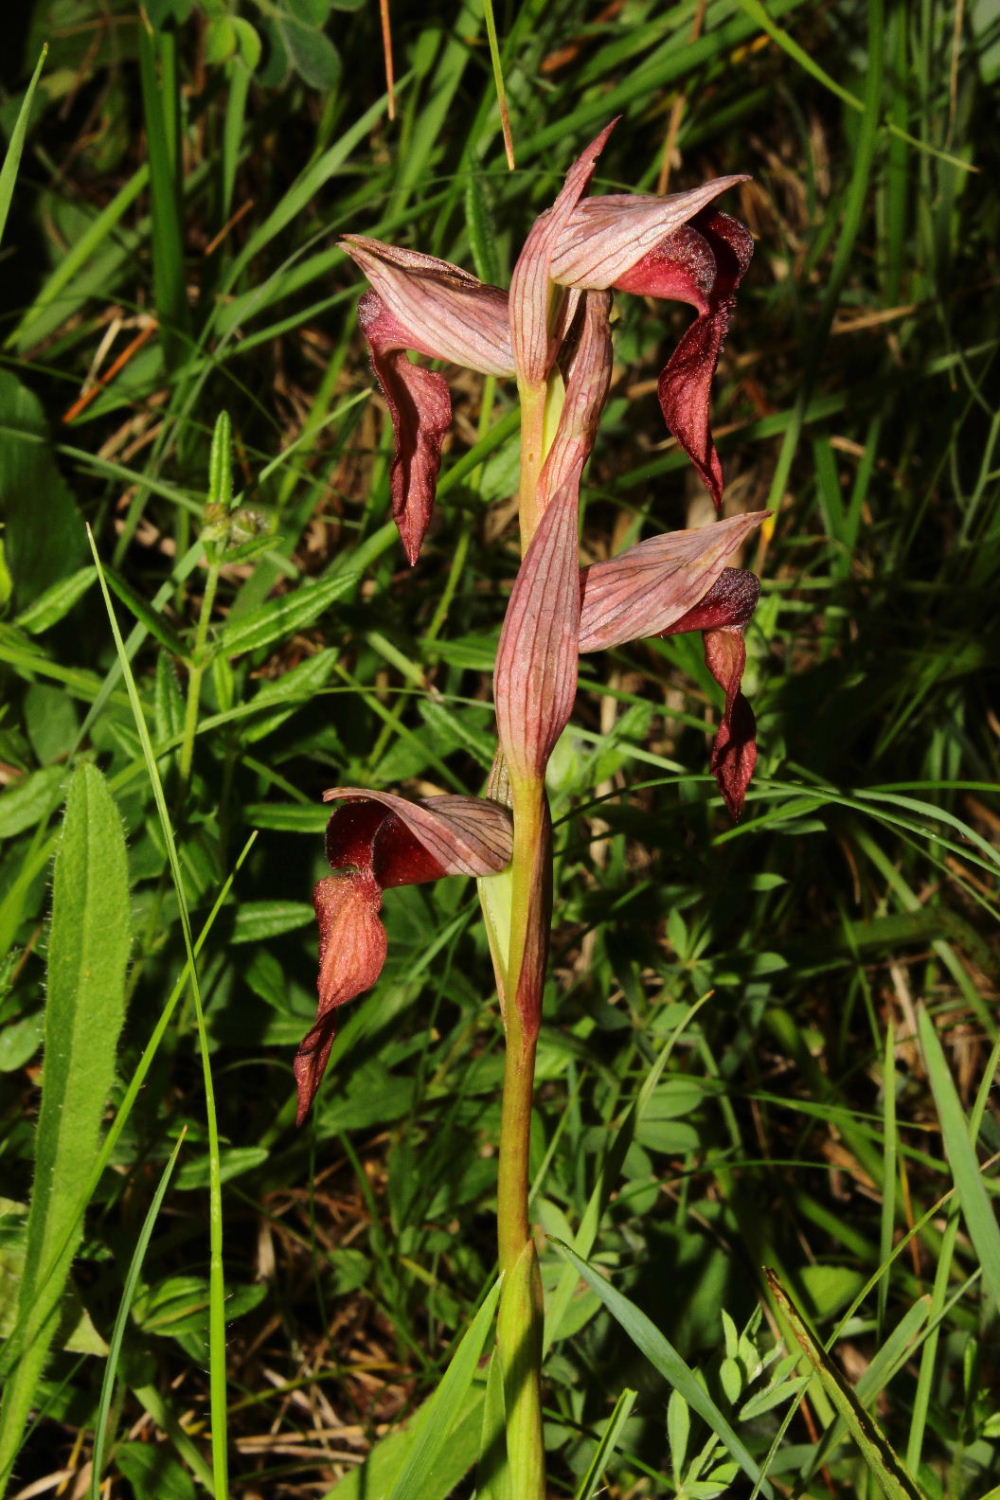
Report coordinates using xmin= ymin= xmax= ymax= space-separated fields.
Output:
xmin=298 ymin=123 xmax=765 ymax=1496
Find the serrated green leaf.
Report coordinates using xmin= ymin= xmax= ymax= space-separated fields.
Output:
xmin=464 ymin=170 xmax=501 ymax=286
xmin=242 ymin=647 xmax=338 ymax=743
xmin=154 ymin=653 xmax=185 ymax=743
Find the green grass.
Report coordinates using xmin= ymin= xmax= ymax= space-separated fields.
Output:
xmin=0 ymin=1 xmax=997 ymax=1498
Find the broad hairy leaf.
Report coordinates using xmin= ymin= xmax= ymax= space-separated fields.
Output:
xmin=0 ymin=764 xmax=131 ymax=1488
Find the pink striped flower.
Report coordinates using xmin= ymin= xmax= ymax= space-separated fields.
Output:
xmin=342 ymin=123 xmax=752 ymax=562
xmin=296 ymin=789 xmax=512 ymax=1122
xmin=496 ymin=504 xmax=766 ymax=816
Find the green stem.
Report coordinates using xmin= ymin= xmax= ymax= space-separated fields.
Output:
xmin=495 ymin=773 xmax=549 ymax=1498
xmin=179 ymin=554 xmax=221 ymax=789
xmin=490 ymin=364 xmax=566 ymax=1499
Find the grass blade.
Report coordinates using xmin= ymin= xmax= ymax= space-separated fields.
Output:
xmin=0 ymin=46 xmax=47 ymax=249
xmin=88 ymin=528 xmax=230 ymax=1500
xmin=916 ymin=1006 xmax=1000 ymax=1311
xmin=766 ymin=1269 xmax=925 ymax=1500
xmin=553 ymin=1241 xmax=772 ymax=1498
xmin=387 ymin=1276 xmax=502 ymax=1500
xmin=88 ymin=1131 xmax=206 ymax=1498
xmin=574 ymin=1386 xmax=638 ymax=1500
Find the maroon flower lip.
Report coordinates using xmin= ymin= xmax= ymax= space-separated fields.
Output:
xmin=295 ymin=791 xmax=513 ymax=1124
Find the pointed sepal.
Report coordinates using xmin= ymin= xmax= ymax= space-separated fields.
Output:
xmin=494 ymin=478 xmax=582 ymax=783
xmin=578 ymin=511 xmax=767 ymax=652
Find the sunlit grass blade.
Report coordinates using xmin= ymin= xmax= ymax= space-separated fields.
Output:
xmin=765 ymin=1269 xmax=925 ymax=1500
xmin=573 ymin=1386 xmax=638 ymax=1500
xmin=482 ymin=0 xmax=515 ymax=168
xmin=387 ymin=1276 xmax=502 ymax=1500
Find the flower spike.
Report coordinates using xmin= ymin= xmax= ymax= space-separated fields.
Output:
xmin=509 ymin=120 xmax=618 ymax=386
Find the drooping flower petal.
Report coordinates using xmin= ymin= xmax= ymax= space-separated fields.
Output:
xmin=578 ymin=511 xmax=766 ymax=652
xmin=295 ymin=870 xmax=388 ymax=1125
xmin=662 ymin=568 xmax=761 ymax=820
xmin=549 ymin=177 xmax=748 ymax=289
xmin=702 ymin=627 xmax=756 ymax=821
xmin=621 ymin=209 xmax=754 ymax=511
xmin=357 ymin=291 xmax=453 ymax=565
xmin=343 ymin=239 xmax=515 ymax=564
xmin=342 ymin=236 xmax=515 ymax=375
xmin=494 ymin=477 xmax=582 ymax=783
xmin=509 ymin=120 xmax=618 ymax=386
xmin=295 ymin=790 xmax=514 ymax=1122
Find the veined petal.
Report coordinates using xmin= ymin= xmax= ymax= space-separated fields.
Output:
xmin=550 ymin=177 xmax=748 ymax=289
xmin=343 ymin=235 xmax=514 ymax=375
xmin=295 ymin=870 xmax=388 ymax=1124
xmin=322 ymin=787 xmax=513 ymax=883
xmin=509 ymin=120 xmax=618 ymax=385
xmin=359 ymin=291 xmax=452 ymax=565
xmin=495 ymin=478 xmax=581 ymax=781
xmin=578 ymin=511 xmax=766 ymax=652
